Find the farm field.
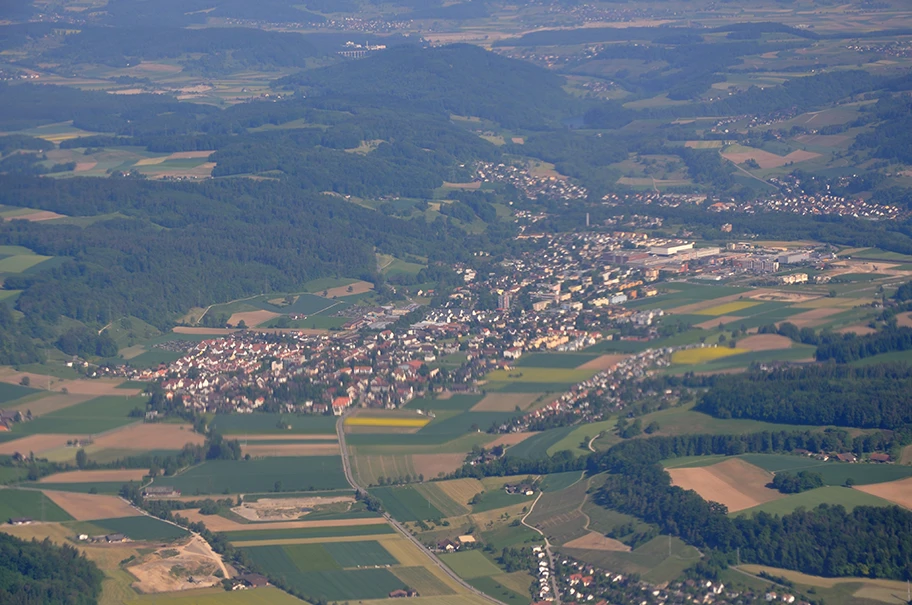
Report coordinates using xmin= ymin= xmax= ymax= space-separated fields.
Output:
xmin=516 ymin=353 xmax=598 ymax=368
xmin=371 ymin=485 xmax=445 ymax=522
xmin=209 ymin=413 xmax=337 ymax=435
xmin=736 ymin=486 xmax=896 ymax=517
xmin=0 ymin=488 xmax=73 ymax=522
xmin=671 ymin=346 xmax=748 ymax=365
xmin=405 ymin=394 xmax=484 ymax=411
xmin=224 ymin=523 xmax=395 ymax=543
xmin=42 ymin=490 xmax=139 ymax=520
xmin=126 ymin=587 xmax=306 ymax=605
xmin=9 ymin=396 xmax=140 ymax=435
xmin=485 ymin=368 xmax=596 ymax=384
xmin=345 ymin=416 xmax=430 ymax=428
xmin=559 ymin=534 xmax=701 ymax=584
xmin=855 ymin=476 xmax=912 ymax=509
xmin=440 ymin=550 xmax=503 ymax=578
xmin=154 ymin=457 xmax=348 ymax=494
xmin=737 ymin=454 xmax=912 ymax=486
xmin=92 ymin=516 xmax=189 ymax=541
xmin=668 ymin=458 xmax=783 ymax=512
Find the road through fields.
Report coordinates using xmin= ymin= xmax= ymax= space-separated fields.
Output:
xmin=336 ymin=414 xmax=506 ymax=605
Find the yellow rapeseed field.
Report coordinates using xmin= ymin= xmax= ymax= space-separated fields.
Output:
xmin=694 ymin=301 xmax=759 ymax=316
xmin=672 ymin=347 xmax=748 ymax=364
xmin=344 ymin=417 xmax=429 ymax=428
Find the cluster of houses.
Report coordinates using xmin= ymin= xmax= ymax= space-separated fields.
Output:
xmin=474 ymin=161 xmax=589 ymax=203
xmin=77 ymin=532 xmax=129 ymax=543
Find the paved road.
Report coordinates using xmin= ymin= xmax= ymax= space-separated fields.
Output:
xmin=336 ymin=414 xmax=505 ymax=605
xmin=521 ymin=492 xmax=561 ymax=605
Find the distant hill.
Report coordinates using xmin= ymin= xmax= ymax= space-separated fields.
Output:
xmin=276 ymin=44 xmax=577 ymax=129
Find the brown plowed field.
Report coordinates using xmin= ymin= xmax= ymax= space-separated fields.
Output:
xmin=0 ymin=371 xmax=141 ymax=397
xmin=227 ymin=310 xmax=280 ymax=328
xmin=472 ymin=392 xmax=541 ymax=412
xmin=695 ymin=315 xmax=741 ymax=330
xmin=179 ymin=510 xmax=387 ymax=532
xmin=487 ymin=432 xmax=536 ymax=449
xmin=410 ymin=453 xmax=467 ymax=479
xmin=855 ymin=477 xmax=912 ymax=509
xmin=16 ymin=210 xmax=66 ymax=221
xmin=242 ymin=443 xmax=340 ymax=457
xmin=780 ymin=307 xmax=843 ymax=327
xmin=563 ymin=532 xmax=630 ymax=552
xmin=668 ymin=458 xmax=784 ymax=512
xmin=39 ymin=469 xmax=148 ymax=483
xmin=837 ymin=324 xmax=878 ymax=335
xmin=44 ymin=490 xmax=138 ymax=520
xmin=577 ymin=354 xmax=628 ymax=371
xmin=897 ymin=312 xmax=912 ymax=328
xmin=0 ymin=434 xmax=88 ymax=456
xmin=324 ymin=281 xmax=373 ymax=298
xmin=8 ymin=393 xmax=93 ymax=416
xmin=92 ymin=423 xmax=204 ymax=450
xmin=737 ymin=335 xmax=793 ymax=351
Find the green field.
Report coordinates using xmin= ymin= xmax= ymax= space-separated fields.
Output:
xmin=0 ymin=382 xmax=39 ymax=404
xmin=559 ymin=534 xmax=701 ymax=584
xmin=736 ymin=486 xmax=895 ymax=517
xmin=92 ymin=516 xmax=188 ymax=541
xmin=242 ymin=543 xmax=405 ymax=600
xmin=417 ymin=411 xmax=522 ymax=438
xmin=155 ymin=457 xmax=348 ymax=494
xmin=516 ymin=353 xmax=597 ymax=368
xmin=12 ymin=396 xmax=141 ymax=436
xmin=440 ymin=550 xmax=503 ymax=578
xmin=505 ymin=425 xmax=577 ymax=459
xmin=471 ymin=488 xmax=535 ymax=513
xmin=224 ymin=523 xmax=394 ymax=542
xmin=737 ymin=454 xmax=912 ymax=486
xmin=29 ymin=481 xmax=139 ymax=494
xmin=539 ymin=471 xmax=584 ymax=492
xmin=413 ymin=482 xmax=470 ymax=517
xmin=324 ymin=540 xmax=398 ymax=567
xmin=547 ymin=418 xmax=617 ymax=456
xmin=0 ymin=488 xmax=72 ymax=522
xmin=392 ymin=566 xmax=456 ymax=596
xmin=209 ymin=413 xmax=337 ymax=435
xmin=404 ymin=394 xmax=483 ymax=411
xmin=127 ymin=349 xmax=183 ymax=369
xmin=469 ymin=575 xmax=531 ymax=605
xmin=127 ymin=586 xmax=305 ymax=605
xmin=486 ymin=368 xmax=596 ymax=384
xmin=371 ymin=485 xmax=445 ymax=522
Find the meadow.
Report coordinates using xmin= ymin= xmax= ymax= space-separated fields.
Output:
xmin=12 ymin=396 xmax=140 ymax=435
xmin=371 ymin=485 xmax=445 ymax=522
xmin=0 ymin=382 xmax=39 ymax=404
xmin=440 ymin=550 xmax=503 ymax=578
xmin=209 ymin=413 xmax=337 ymax=435
xmin=559 ymin=535 xmax=701 ymax=584
xmin=224 ymin=523 xmax=394 ymax=542
xmin=0 ymin=488 xmax=72 ymax=522
xmin=156 ymin=457 xmax=348 ymax=494
xmin=241 ymin=543 xmax=405 ymax=600
xmin=516 ymin=353 xmax=598 ymax=368
xmin=737 ymin=454 xmax=912 ymax=486
xmin=735 ymin=486 xmax=895 ymax=517
xmin=92 ymin=516 xmax=189 ymax=541
xmin=485 ymin=368 xmax=596 ymax=384
xmin=405 ymin=394 xmax=484 ymax=412
xmin=126 ymin=587 xmax=305 ymax=605
xmin=671 ymin=347 xmax=748 ymax=365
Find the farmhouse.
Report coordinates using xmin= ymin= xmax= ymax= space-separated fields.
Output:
xmin=389 ymin=589 xmax=419 ymax=598
xmin=8 ymin=517 xmax=33 ymax=525
xmin=231 ymin=573 xmax=269 ymax=590
xmin=437 ymin=539 xmax=459 ymax=552
xmin=143 ymin=485 xmax=181 ymax=498
xmin=505 ymin=483 xmax=535 ymax=496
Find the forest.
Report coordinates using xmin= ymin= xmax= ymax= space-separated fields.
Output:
xmin=695 ymin=362 xmax=912 ymax=430
xmin=0 ymin=532 xmax=104 ymax=605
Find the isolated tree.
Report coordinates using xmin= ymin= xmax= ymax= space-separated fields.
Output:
xmin=75 ymin=449 xmax=88 ymax=469
xmin=19 ymin=376 xmax=29 ymax=386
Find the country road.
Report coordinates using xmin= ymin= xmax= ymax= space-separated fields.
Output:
xmin=336 ymin=414 xmax=506 ymax=605
xmin=521 ymin=492 xmax=561 ymax=604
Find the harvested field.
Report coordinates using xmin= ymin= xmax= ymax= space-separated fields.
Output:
xmin=794 ymin=297 xmax=867 ymax=309
xmin=232 ymin=496 xmax=354 ymax=521
xmin=172 ymin=327 xmax=237 ymax=335
xmin=74 ymin=161 xmax=97 ymax=172
xmin=781 ymin=307 xmax=843 ymax=327
xmin=242 ymin=443 xmax=340 ymax=457
xmin=435 ymin=478 xmax=484 ymax=507
xmin=411 ymin=453 xmax=467 ymax=479
xmin=8 ymin=393 xmax=93 ymax=416
xmin=487 ymin=432 xmax=536 ymax=449
xmin=39 ymin=469 xmax=147 ymax=483
xmin=794 ymin=134 xmax=850 ymax=147
xmin=43 ymin=490 xmax=138 ymax=520
xmin=750 ymin=291 xmax=818 ymax=303
xmin=93 ymin=423 xmax=204 ymax=451
xmin=855 ymin=477 xmax=912 ymax=509
xmin=722 ymin=147 xmax=820 ymax=169
xmin=134 ymin=156 xmax=166 ymax=166
xmin=324 ymin=280 xmax=373 ymax=298
xmin=227 ymin=310 xmax=280 ymax=328
xmin=168 ymin=151 xmax=214 ymax=159
xmin=694 ymin=315 xmax=741 ymax=330
xmin=672 ymin=347 xmax=747 ymax=365
xmin=685 ymin=140 xmax=723 ymax=149
xmin=837 ymin=324 xmax=877 ymax=335
xmin=345 ymin=417 xmax=429 ymax=428
xmin=737 ymin=335 xmax=793 ymax=351
xmin=0 ymin=434 xmax=87 ymax=456
xmin=178 ymin=511 xmax=386 ymax=532
xmin=576 ymin=354 xmax=628 ymax=371
xmin=694 ymin=301 xmax=760 ymax=316
xmin=897 ymin=312 xmax=912 ymax=328
xmin=239 ymin=434 xmax=337 ymax=441
xmin=668 ymin=458 xmax=783 ymax=512
xmin=471 ymin=392 xmax=541 ymax=412
xmin=669 ymin=292 xmax=758 ymax=315
xmin=128 ymin=535 xmax=227 ymax=593
xmin=563 ymin=532 xmax=630 ymax=552
xmin=15 ymin=210 xmax=66 ymax=221
xmin=443 ymin=181 xmax=481 ymax=189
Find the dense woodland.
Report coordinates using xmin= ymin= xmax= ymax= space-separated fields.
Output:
xmin=0 ymin=533 xmax=104 ymax=605
xmin=696 ymin=363 xmax=912 ymax=430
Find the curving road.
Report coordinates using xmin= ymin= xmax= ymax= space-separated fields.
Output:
xmin=521 ymin=492 xmax=561 ymax=605
xmin=336 ymin=414 xmax=506 ymax=605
